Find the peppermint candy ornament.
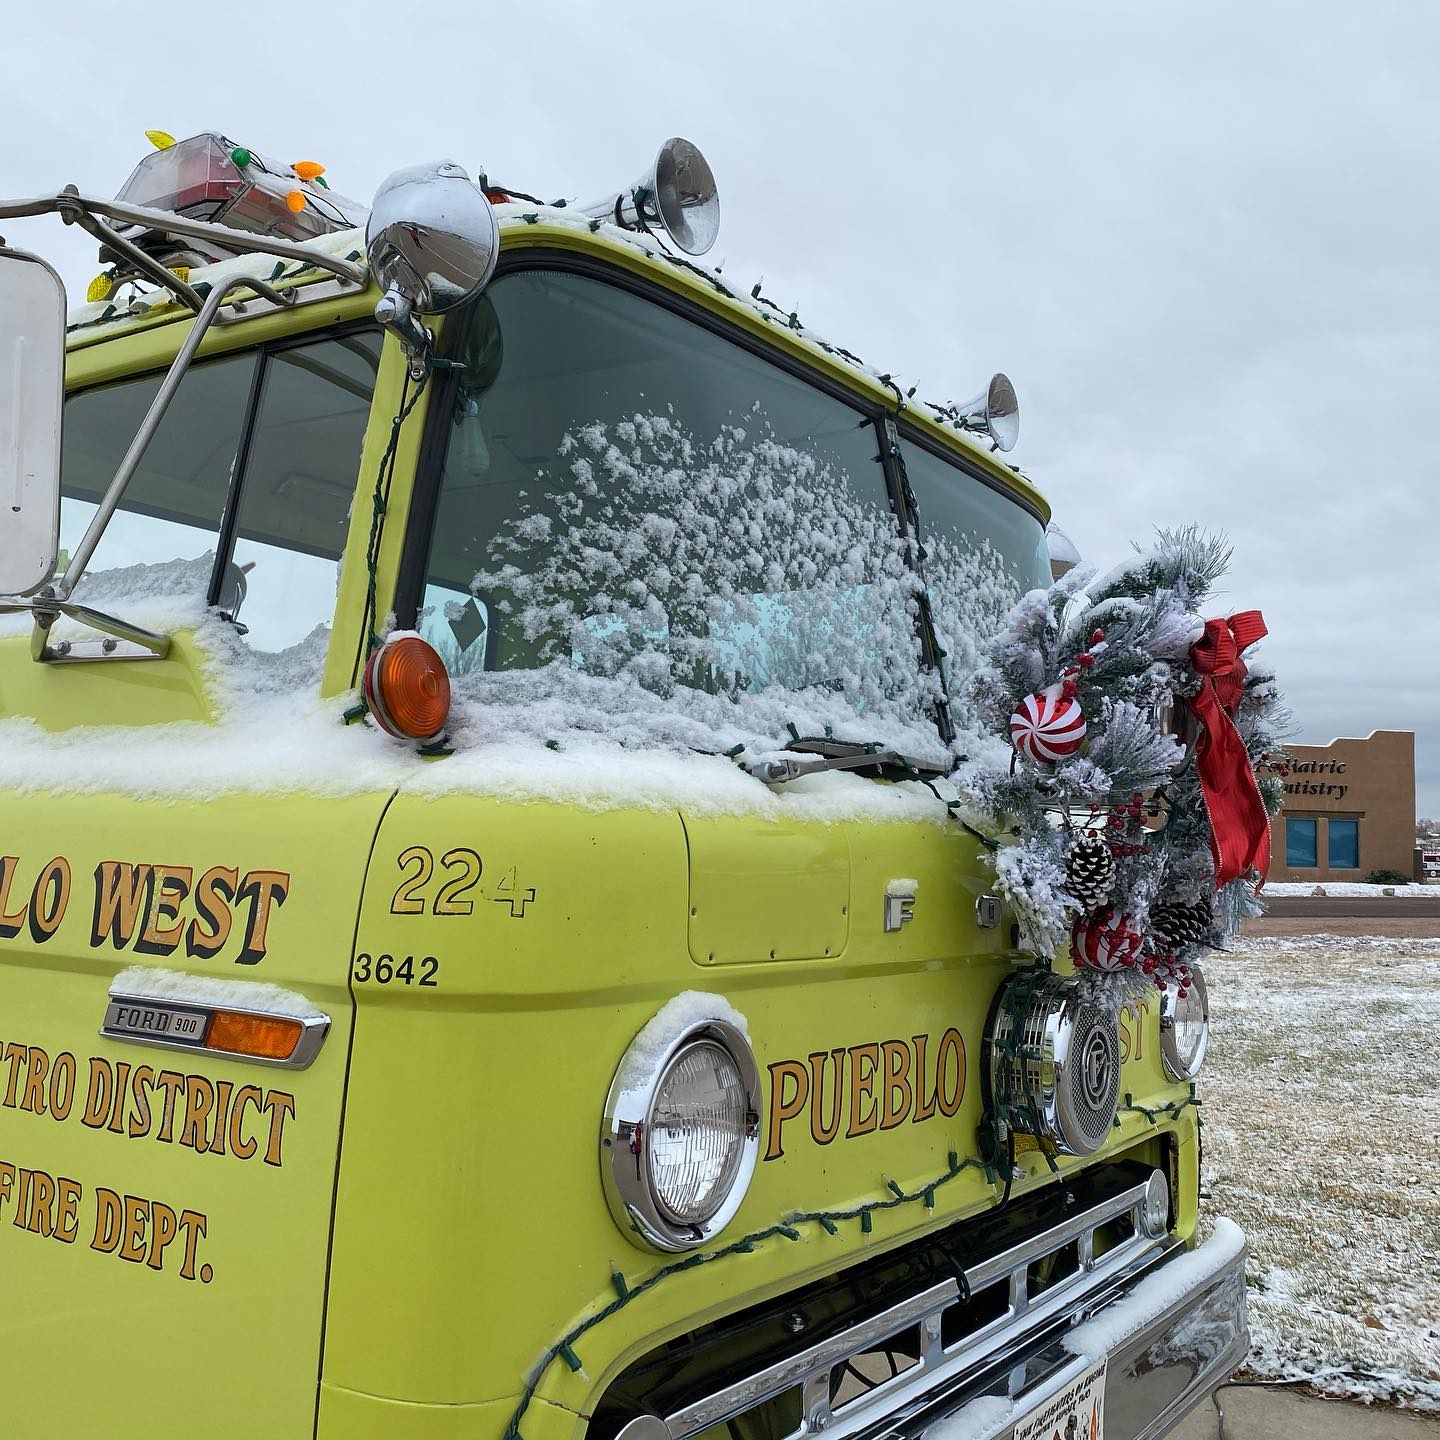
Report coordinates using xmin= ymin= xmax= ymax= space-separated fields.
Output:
xmin=1010 ymin=683 xmax=1087 ymax=764
xmin=1072 ymin=909 xmax=1144 ymax=972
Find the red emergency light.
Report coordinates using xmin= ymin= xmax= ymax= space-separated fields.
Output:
xmin=112 ymin=132 xmax=366 ymax=249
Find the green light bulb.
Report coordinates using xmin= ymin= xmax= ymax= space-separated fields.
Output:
xmin=230 ymin=147 xmax=252 ymax=168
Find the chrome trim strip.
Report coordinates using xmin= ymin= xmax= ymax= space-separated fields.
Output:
xmin=101 ymin=991 xmax=330 ymax=1070
xmin=667 ymin=1281 xmax=959 ymax=1437
xmin=965 ymin=1180 xmax=1147 ymax=1291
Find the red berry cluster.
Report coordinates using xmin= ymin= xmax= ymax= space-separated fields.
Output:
xmin=1059 ymin=629 xmax=1105 ymax=700
xmin=1105 ymin=790 xmax=1153 ymax=856
xmin=1137 ymin=949 xmax=1192 ymax=992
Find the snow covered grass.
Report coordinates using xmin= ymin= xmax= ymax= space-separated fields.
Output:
xmin=1200 ymin=935 xmax=1440 ymax=1410
xmin=1264 ymin=882 xmax=1436 ymax=897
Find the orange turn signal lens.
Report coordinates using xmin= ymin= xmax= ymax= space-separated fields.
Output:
xmin=363 ymin=635 xmax=452 ymax=743
xmin=205 ymin=1011 xmax=303 ymax=1062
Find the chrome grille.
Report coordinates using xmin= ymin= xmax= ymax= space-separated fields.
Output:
xmin=632 ymin=1174 xmax=1168 ymax=1440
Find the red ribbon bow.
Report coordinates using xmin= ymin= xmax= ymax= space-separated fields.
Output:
xmin=1189 ymin=610 xmax=1270 ymax=889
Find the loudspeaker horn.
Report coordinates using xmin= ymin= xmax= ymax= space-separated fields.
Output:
xmin=580 ymin=137 xmax=719 ymax=256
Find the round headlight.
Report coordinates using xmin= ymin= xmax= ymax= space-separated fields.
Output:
xmin=648 ymin=1039 xmax=748 ymax=1225
xmin=603 ymin=1013 xmax=760 ymax=1252
xmin=1159 ymin=965 xmax=1210 ymax=1081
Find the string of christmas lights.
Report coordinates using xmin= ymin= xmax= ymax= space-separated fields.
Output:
xmin=501 ymin=1082 xmax=1199 ymax=1440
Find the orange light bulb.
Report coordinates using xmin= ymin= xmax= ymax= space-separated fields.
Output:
xmin=363 ymin=636 xmax=452 ymax=742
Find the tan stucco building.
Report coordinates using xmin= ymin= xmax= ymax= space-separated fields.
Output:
xmin=1269 ymin=730 xmax=1416 ymax=882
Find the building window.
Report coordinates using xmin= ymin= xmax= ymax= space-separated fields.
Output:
xmin=1328 ymin=819 xmax=1360 ymax=869
xmin=1286 ymin=817 xmax=1318 ymax=868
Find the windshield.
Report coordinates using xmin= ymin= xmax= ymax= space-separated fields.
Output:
xmin=410 ymin=268 xmax=1046 ymax=762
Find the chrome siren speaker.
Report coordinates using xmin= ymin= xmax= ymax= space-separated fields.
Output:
xmin=955 ymin=372 xmax=1020 ymax=452
xmin=985 ymin=971 xmax=1119 ymax=1157
xmin=580 ymin=137 xmax=719 ymax=256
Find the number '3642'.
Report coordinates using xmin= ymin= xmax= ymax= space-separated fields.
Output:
xmin=353 ymin=953 xmax=439 ymax=987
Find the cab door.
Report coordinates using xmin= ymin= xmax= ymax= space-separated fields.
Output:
xmin=0 ymin=791 xmax=391 ymax=1438
xmin=0 ymin=319 xmax=405 ymax=1438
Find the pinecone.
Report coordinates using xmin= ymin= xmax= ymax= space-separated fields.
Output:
xmin=1065 ymin=829 xmax=1116 ymax=914
xmin=1151 ymin=900 xmax=1213 ymax=951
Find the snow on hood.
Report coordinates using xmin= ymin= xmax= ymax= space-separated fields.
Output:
xmin=0 ymin=559 xmax=955 ymax=821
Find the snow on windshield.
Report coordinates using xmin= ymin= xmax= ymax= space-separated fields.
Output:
xmin=1 ymin=424 xmax=1033 ymax=813
xmin=438 ymin=412 xmax=955 ymax=764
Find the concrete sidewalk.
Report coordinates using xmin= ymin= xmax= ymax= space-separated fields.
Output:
xmin=1172 ymin=1387 xmax=1439 ymax=1438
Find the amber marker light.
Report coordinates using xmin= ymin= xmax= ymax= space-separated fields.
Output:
xmin=363 ymin=635 xmax=452 ymax=743
xmin=206 ymin=1011 xmax=303 ymax=1063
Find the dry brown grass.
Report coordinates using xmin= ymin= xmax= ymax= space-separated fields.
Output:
xmin=1200 ymin=936 xmax=1440 ymax=1409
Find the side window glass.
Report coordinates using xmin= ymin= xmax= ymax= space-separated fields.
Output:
xmin=60 ymin=353 xmax=257 ymax=602
xmin=899 ymin=441 xmax=1051 ymax=709
xmin=58 ymin=331 xmax=380 ymax=656
xmin=224 ymin=331 xmax=381 ymax=651
xmin=416 ymin=271 xmax=927 ymax=748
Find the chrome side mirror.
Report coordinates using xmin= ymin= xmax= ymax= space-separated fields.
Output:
xmin=365 ymin=162 xmax=499 ymax=371
xmin=0 ymin=246 xmax=65 ymax=596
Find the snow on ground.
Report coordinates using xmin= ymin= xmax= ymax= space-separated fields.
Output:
xmin=1200 ymin=935 xmax=1440 ymax=1410
xmin=1264 ymin=882 xmax=1436 ymax=897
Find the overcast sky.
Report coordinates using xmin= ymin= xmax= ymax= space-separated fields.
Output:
xmin=5 ymin=1 xmax=1435 ymax=814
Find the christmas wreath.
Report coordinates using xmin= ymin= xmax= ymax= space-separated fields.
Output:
xmin=956 ymin=528 xmax=1287 ymax=999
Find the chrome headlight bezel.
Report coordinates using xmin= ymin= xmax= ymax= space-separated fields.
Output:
xmin=602 ymin=1014 xmax=761 ymax=1253
xmin=1159 ymin=965 xmax=1210 ymax=1081
xmin=985 ymin=970 xmax=1120 ymax=1158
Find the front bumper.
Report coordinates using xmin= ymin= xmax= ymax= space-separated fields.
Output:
xmin=916 ymin=1220 xmax=1248 ymax=1440
xmin=603 ymin=1176 xmax=1247 ymax=1440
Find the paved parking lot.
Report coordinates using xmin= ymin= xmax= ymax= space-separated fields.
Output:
xmin=1172 ymin=1385 xmax=1440 ymax=1438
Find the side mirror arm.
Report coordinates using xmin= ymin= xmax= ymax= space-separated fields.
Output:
xmin=374 ymin=283 xmax=433 ymax=379
xmin=1 ymin=594 xmax=170 ymax=661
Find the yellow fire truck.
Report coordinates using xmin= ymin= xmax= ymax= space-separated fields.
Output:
xmin=0 ymin=132 xmax=1243 ymax=1438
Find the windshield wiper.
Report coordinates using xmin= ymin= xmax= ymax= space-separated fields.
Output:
xmin=744 ymin=737 xmax=936 ymax=784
